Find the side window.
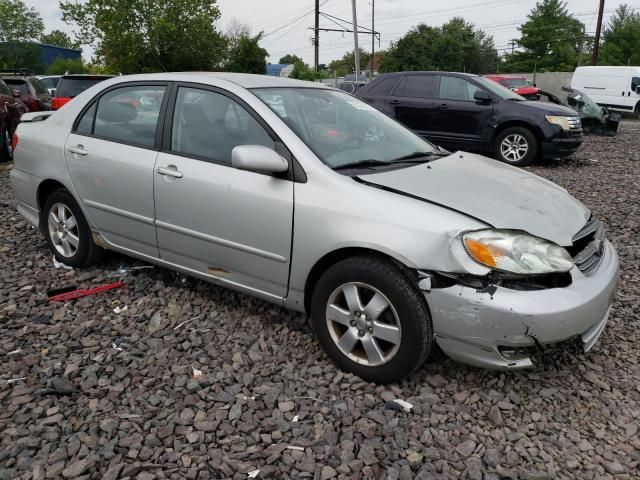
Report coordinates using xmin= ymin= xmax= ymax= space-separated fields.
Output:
xmin=29 ymin=78 xmax=48 ymax=95
xmin=632 ymin=77 xmax=640 ymax=91
xmin=395 ymin=75 xmax=436 ymax=99
xmin=367 ymin=76 xmax=399 ymax=96
xmin=171 ymin=87 xmax=274 ymax=164
xmin=93 ymin=85 xmax=166 ymax=147
xmin=76 ymin=103 xmax=97 ymax=134
xmin=438 ymin=76 xmax=481 ymax=101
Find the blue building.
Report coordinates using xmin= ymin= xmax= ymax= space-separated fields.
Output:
xmin=37 ymin=43 xmax=82 ymax=67
xmin=266 ymin=63 xmax=294 ymax=77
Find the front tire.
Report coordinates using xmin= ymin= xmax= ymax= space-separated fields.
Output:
xmin=495 ymin=126 xmax=537 ymax=166
xmin=310 ymin=256 xmax=433 ymax=384
xmin=42 ymin=189 xmax=102 ymax=268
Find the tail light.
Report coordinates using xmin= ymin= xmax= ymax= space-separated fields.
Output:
xmin=11 ymin=133 xmax=18 ymax=151
xmin=51 ymin=97 xmax=70 ymax=110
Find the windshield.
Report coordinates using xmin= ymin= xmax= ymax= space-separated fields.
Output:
xmin=56 ymin=77 xmax=110 ymax=98
xmin=503 ymin=78 xmax=533 ymax=89
xmin=252 ymin=87 xmax=439 ymax=169
xmin=475 ymin=77 xmax=523 ymax=100
xmin=570 ymin=90 xmax=603 ymax=116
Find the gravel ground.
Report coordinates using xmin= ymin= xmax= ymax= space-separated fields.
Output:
xmin=1 ymin=123 xmax=639 ymax=480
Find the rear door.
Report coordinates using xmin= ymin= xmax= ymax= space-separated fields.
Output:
xmin=357 ymin=76 xmax=400 ymax=111
xmin=153 ymin=84 xmax=294 ymax=300
xmin=64 ymin=82 xmax=168 ymax=257
xmin=385 ymin=74 xmax=437 ymax=138
xmin=429 ymin=75 xmax=493 ymax=150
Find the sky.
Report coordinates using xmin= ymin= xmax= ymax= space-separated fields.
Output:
xmin=25 ymin=0 xmax=637 ymax=66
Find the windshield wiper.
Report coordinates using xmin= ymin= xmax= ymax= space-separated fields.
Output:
xmin=333 ymin=159 xmax=394 ymax=171
xmin=391 ymin=151 xmax=449 ymax=162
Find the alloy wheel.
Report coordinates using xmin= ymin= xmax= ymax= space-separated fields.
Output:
xmin=325 ymin=282 xmax=401 ymax=367
xmin=47 ymin=203 xmax=80 ymax=258
xmin=500 ymin=133 xmax=529 ymax=163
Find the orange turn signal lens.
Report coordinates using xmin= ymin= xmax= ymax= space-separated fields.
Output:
xmin=464 ymin=238 xmax=497 ymax=267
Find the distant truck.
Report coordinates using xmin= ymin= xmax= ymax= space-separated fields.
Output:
xmin=571 ymin=66 xmax=640 ymax=117
xmin=484 ymin=75 xmax=540 ymax=100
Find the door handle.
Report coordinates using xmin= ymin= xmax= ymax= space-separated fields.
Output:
xmin=157 ymin=166 xmax=183 ymax=178
xmin=68 ymin=145 xmax=87 ymax=156
xmin=389 ymin=99 xmax=400 ymax=105
xmin=435 ymin=104 xmax=448 ymax=110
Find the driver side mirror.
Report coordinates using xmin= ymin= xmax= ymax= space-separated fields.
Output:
xmin=231 ymin=145 xmax=289 ymax=174
xmin=12 ymin=89 xmax=21 ymax=98
xmin=474 ymin=90 xmax=492 ymax=104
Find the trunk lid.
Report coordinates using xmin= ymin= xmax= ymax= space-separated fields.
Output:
xmin=360 ymin=152 xmax=590 ymax=246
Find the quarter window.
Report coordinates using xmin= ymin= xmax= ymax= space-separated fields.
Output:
xmin=438 ymin=76 xmax=482 ymax=101
xmin=171 ymin=87 xmax=274 ymax=164
xmin=396 ymin=75 xmax=436 ymax=99
xmin=0 ymin=80 xmax=12 ymax=96
xmin=92 ymin=85 xmax=166 ymax=147
xmin=76 ymin=103 xmax=96 ymax=134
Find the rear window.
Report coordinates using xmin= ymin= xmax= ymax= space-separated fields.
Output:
xmin=56 ymin=77 xmax=110 ymax=98
xmin=29 ymin=77 xmax=49 ymax=95
xmin=4 ymin=79 xmax=29 ymax=95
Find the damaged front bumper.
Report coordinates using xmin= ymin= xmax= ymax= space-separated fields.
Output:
xmin=424 ymin=240 xmax=619 ymax=370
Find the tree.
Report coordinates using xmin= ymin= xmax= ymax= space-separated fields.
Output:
xmin=328 ymin=49 xmax=370 ymax=77
xmin=46 ymin=57 xmax=88 ymax=74
xmin=226 ymin=33 xmax=268 ymax=74
xmin=41 ymin=30 xmax=78 ymax=49
xmin=379 ymin=18 xmax=497 ymax=74
xmin=600 ymin=4 xmax=640 ymax=66
xmin=278 ymin=54 xmax=303 ymax=65
xmin=502 ymin=0 xmax=584 ymax=72
xmin=60 ymin=0 xmax=227 ymax=73
xmin=289 ymin=61 xmax=328 ymax=81
xmin=0 ymin=0 xmax=45 ymax=71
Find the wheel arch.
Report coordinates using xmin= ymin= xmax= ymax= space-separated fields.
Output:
xmin=491 ymin=120 xmax=543 ymax=151
xmin=302 ymin=246 xmax=419 ymax=313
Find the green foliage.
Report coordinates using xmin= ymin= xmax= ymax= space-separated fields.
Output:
xmin=60 ymin=0 xmax=227 ymax=74
xmin=225 ymin=33 xmax=268 ymax=74
xmin=46 ymin=57 xmax=88 ymax=75
xmin=289 ymin=61 xmax=328 ymax=81
xmin=599 ymin=4 xmax=640 ymax=66
xmin=278 ymin=54 xmax=303 ymax=65
xmin=328 ymin=49 xmax=370 ymax=77
xmin=502 ymin=0 xmax=584 ymax=72
xmin=379 ymin=18 xmax=497 ymax=74
xmin=41 ymin=30 xmax=78 ymax=49
xmin=0 ymin=0 xmax=44 ymax=42
xmin=0 ymin=42 xmax=41 ymax=72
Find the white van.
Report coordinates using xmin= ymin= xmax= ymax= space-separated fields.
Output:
xmin=571 ymin=66 xmax=640 ymax=115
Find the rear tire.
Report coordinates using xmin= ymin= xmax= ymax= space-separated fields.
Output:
xmin=494 ymin=126 xmax=538 ymax=167
xmin=0 ymin=124 xmax=13 ymax=162
xmin=310 ymin=255 xmax=433 ymax=384
xmin=42 ymin=189 xmax=103 ymax=268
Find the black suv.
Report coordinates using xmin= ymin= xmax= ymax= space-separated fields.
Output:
xmin=0 ymin=71 xmax=51 ymax=112
xmin=357 ymin=71 xmax=583 ymax=166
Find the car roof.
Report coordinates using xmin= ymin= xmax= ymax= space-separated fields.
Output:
xmin=376 ymin=71 xmax=479 ymax=78
xmin=101 ymin=72 xmax=330 ymax=90
xmin=60 ymin=74 xmax=115 ymax=80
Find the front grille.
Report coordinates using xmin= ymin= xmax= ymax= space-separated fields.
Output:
xmin=567 ymin=116 xmax=582 ymax=130
xmin=568 ymin=218 xmax=606 ymax=276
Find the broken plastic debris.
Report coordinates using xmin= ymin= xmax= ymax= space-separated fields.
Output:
xmin=52 ymin=255 xmax=72 ymax=270
xmin=392 ymin=399 xmax=413 ymax=412
xmin=191 ymin=367 xmax=203 ymax=380
xmin=6 ymin=377 xmax=28 ymax=384
xmin=247 ymin=470 xmax=260 ymax=478
xmin=6 ymin=349 xmax=22 ymax=356
xmin=112 ymin=342 xmax=123 ymax=351
xmin=111 ymin=265 xmax=154 ymax=277
xmin=174 ymin=317 xmax=197 ymax=330
xmin=292 ymin=415 xmax=299 ymax=422
xmin=113 ymin=305 xmax=128 ymax=314
xmin=286 ymin=445 xmax=304 ymax=451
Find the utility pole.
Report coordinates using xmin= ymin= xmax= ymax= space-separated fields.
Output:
xmin=351 ymin=0 xmax=360 ymax=81
xmin=592 ymin=0 xmax=605 ymax=65
xmin=314 ymin=0 xmax=319 ymax=71
xmin=370 ymin=0 xmax=375 ymax=80
xmin=510 ymin=40 xmax=515 ymax=55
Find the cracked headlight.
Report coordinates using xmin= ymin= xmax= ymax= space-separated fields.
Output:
xmin=462 ymin=229 xmax=573 ymax=275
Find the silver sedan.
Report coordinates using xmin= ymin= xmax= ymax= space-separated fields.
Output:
xmin=10 ymin=73 xmax=618 ymax=383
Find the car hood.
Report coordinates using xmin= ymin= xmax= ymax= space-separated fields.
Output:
xmin=516 ymin=100 xmax=578 ymax=116
xmin=359 ymin=152 xmax=590 ymax=246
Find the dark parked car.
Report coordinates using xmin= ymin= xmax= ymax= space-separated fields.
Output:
xmin=0 ymin=78 xmax=27 ymax=161
xmin=0 ymin=73 xmax=51 ymax=112
xmin=52 ymin=74 xmax=114 ymax=110
xmin=357 ymin=72 xmax=584 ymax=166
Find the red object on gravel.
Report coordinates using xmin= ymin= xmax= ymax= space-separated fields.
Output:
xmin=47 ymin=281 xmax=125 ymax=302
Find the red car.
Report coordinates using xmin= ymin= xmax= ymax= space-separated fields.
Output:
xmin=51 ymin=74 xmax=114 ymax=110
xmin=1 ymin=73 xmax=51 ymax=112
xmin=0 ymin=78 xmax=27 ymax=162
xmin=484 ymin=75 xmax=540 ymax=101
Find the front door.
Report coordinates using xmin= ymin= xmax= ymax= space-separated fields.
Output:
xmin=430 ymin=75 xmax=493 ymax=150
xmin=386 ymin=75 xmax=437 ymax=139
xmin=64 ymin=83 xmax=168 ymax=257
xmin=153 ymin=85 xmax=294 ymax=300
